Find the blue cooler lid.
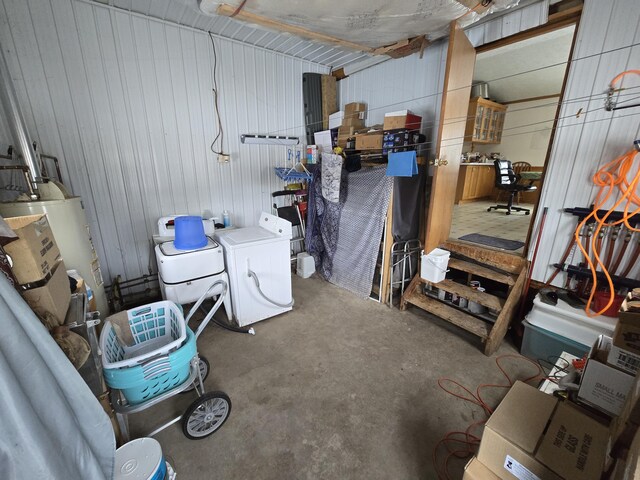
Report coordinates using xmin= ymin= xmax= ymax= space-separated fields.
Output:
xmin=174 ymin=216 xmax=207 ymax=250
xmin=115 ymin=437 xmax=166 ymax=480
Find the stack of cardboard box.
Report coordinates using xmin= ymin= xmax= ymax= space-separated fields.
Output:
xmin=4 ymin=214 xmax=70 ymax=329
xmin=465 ymin=342 xmax=640 ymax=479
xmin=608 ymin=290 xmax=640 ymax=374
xmin=329 ymin=102 xmax=367 ymax=148
xmin=382 ymin=110 xmax=423 ymax=154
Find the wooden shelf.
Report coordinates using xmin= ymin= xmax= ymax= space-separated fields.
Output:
xmin=400 ymin=241 xmax=527 ymax=356
xmin=427 ymin=279 xmax=504 ymax=311
xmin=447 ymin=257 xmax=515 ymax=286
xmin=404 ymin=287 xmax=491 ymax=339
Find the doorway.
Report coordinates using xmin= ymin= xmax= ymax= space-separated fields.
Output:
xmin=449 ymin=24 xmax=576 ymax=255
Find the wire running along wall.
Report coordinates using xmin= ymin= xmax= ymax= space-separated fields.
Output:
xmin=0 ymin=0 xmax=327 ymax=284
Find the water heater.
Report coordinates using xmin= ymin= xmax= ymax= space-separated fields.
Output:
xmin=0 ymin=187 xmax=108 ymax=316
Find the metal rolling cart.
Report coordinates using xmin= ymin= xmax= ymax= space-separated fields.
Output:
xmin=103 ymin=281 xmax=232 ymax=442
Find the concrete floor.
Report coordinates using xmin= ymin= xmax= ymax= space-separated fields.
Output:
xmin=131 ymin=275 xmax=539 ymax=479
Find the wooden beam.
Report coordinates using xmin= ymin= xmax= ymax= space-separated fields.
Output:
xmin=447 ymin=258 xmax=515 ymax=286
xmin=426 ymin=279 xmax=505 ymax=311
xmin=502 ymin=94 xmax=560 ymax=105
xmin=216 ymin=4 xmax=373 ymax=53
xmin=380 ymin=191 xmax=394 ymax=305
xmin=442 ymin=240 xmax=525 ymax=274
xmin=484 ymin=265 xmax=527 ymax=355
xmin=404 ymin=291 xmax=491 ymax=339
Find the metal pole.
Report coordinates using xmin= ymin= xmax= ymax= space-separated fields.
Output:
xmin=0 ymin=45 xmax=40 ymax=198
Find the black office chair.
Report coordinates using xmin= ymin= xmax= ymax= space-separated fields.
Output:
xmin=487 ymin=159 xmax=537 ymax=215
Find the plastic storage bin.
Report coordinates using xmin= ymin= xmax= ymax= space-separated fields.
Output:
xmin=100 ymin=301 xmax=186 ymax=369
xmin=525 ymin=293 xmax=616 ymax=346
xmin=521 ymin=320 xmax=589 ymax=362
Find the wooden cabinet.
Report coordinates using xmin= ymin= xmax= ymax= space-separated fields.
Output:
xmin=455 ymin=164 xmax=496 ymax=203
xmin=464 ymin=97 xmax=507 ymax=144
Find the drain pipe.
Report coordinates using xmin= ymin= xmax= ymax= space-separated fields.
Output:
xmin=0 ymin=46 xmax=40 ymax=199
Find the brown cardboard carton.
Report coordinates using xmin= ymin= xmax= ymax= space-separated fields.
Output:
xmin=355 ymin=133 xmax=383 ymax=151
xmin=383 ymin=110 xmax=422 ymax=131
xmin=22 ymin=261 xmax=70 ymax=327
xmin=579 ymin=336 xmax=635 ymax=416
xmin=612 ymin=295 xmax=640 ymax=355
xmin=477 ymin=381 xmax=608 ymax=480
xmin=537 ymin=402 xmax=609 ymax=480
xmin=344 ymin=102 xmax=366 ymax=114
xmin=463 ymin=457 xmax=500 ymax=479
xmin=4 ymin=214 xmax=61 ymax=284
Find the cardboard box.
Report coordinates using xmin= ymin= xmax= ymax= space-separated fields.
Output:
xmin=383 ymin=110 xmax=422 ymax=131
xmin=612 ymin=295 xmax=640 ymax=355
xmin=611 ymin=370 xmax=640 ymax=456
xmin=329 ymin=111 xmax=344 ymax=130
xmin=478 ymin=381 xmax=609 ymax=480
xmin=463 ymin=457 xmax=500 ymax=480
xmin=579 ymin=335 xmax=635 ymax=417
xmin=355 ymin=132 xmax=383 ymax=151
xmin=343 ymin=102 xmax=366 ymax=128
xmin=609 ymin=344 xmax=640 ymax=375
xmin=4 ymin=214 xmax=62 ymax=284
xmin=344 ymin=102 xmax=366 ymax=115
xmin=22 ymin=260 xmax=70 ymax=327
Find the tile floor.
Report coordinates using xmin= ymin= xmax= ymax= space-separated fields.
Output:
xmin=450 ymin=200 xmax=536 ymax=254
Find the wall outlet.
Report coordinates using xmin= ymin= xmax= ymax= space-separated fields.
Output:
xmin=217 ymin=153 xmax=230 ymax=163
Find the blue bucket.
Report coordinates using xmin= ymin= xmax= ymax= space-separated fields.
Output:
xmin=173 ymin=216 xmax=207 ymax=250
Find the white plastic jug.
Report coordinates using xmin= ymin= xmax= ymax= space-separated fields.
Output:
xmin=420 ymin=248 xmax=450 ymax=283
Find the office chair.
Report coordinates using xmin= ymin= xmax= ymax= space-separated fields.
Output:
xmin=487 ymin=159 xmax=537 ymax=215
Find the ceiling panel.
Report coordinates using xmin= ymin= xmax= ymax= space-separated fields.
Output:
xmin=474 ymin=24 xmax=575 ymax=103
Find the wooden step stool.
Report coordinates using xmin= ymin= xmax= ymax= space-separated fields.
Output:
xmin=400 ymin=240 xmax=527 ymax=356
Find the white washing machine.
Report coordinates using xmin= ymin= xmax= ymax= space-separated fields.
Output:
xmin=154 ymin=216 xmax=232 ymax=321
xmin=215 ymin=212 xmax=293 ymax=327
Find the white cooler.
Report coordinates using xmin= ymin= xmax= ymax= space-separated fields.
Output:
xmin=155 ymin=236 xmax=233 ymax=320
xmin=525 ymin=293 xmax=617 ymax=347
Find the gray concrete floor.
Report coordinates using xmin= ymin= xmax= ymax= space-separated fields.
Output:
xmin=130 ymin=275 xmax=539 ymax=479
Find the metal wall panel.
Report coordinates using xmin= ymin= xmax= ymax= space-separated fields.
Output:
xmin=0 ymin=0 xmax=327 ymax=283
xmin=339 ymin=0 xmax=640 ymax=284
xmin=338 ymin=40 xmax=449 ymax=161
xmin=91 ymin=0 xmax=374 ymax=71
xmin=531 ymin=0 xmax=640 ymax=282
xmin=465 ymin=0 xmax=549 ymax=47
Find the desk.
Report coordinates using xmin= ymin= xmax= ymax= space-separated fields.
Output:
xmin=520 ymin=171 xmax=542 ymax=181
xmin=518 ymin=169 xmax=543 ymax=204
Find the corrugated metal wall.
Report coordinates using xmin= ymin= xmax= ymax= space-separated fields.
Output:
xmin=338 ymin=41 xmax=449 ymax=161
xmin=531 ymin=0 xmax=640 ymax=282
xmin=340 ymin=0 xmax=640 ymax=283
xmin=0 ymin=0 xmax=327 ymax=283
xmin=338 ymin=1 xmax=551 ymax=160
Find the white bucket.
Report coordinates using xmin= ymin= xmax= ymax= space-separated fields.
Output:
xmin=115 ymin=437 xmax=166 ymax=480
xmin=420 ymin=248 xmax=450 ymax=283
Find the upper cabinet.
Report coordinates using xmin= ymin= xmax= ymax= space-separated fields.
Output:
xmin=464 ymin=97 xmax=507 ymax=144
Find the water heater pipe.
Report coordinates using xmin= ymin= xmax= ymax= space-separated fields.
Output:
xmin=0 ymin=46 xmax=40 ymax=198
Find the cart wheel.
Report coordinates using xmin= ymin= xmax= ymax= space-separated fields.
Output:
xmin=525 ymin=211 xmax=530 ymax=215
xmin=182 ymin=391 xmax=231 ymax=440
xmin=182 ymin=356 xmax=210 ymax=393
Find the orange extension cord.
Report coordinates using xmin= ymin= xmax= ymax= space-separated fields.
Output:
xmin=572 ymin=70 xmax=640 ymax=317
xmin=433 ymin=355 xmax=548 ymax=480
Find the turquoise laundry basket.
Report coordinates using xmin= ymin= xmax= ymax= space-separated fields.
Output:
xmin=103 ymin=328 xmax=197 ymax=405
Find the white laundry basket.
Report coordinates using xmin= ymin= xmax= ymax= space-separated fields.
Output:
xmin=421 ymin=248 xmax=450 ymax=283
